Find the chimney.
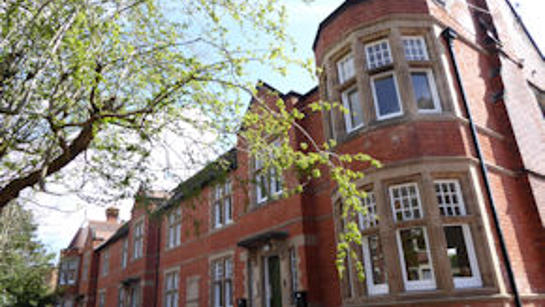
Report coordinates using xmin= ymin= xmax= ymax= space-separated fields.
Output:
xmin=105 ymin=207 xmax=119 ymax=223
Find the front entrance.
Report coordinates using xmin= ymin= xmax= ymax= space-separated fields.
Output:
xmin=264 ymin=255 xmax=282 ymax=307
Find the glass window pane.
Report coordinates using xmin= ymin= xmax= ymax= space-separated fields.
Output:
xmin=373 ymin=75 xmax=401 ymax=118
xmin=368 ymin=235 xmax=387 ymax=285
xmin=411 ymin=72 xmax=435 ymax=110
xmin=399 ymin=228 xmax=432 ymax=282
xmin=343 ymin=87 xmax=364 ymax=131
xmin=444 ymin=226 xmax=473 ymax=277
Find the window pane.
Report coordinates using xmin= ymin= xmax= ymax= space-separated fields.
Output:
xmin=435 ymin=180 xmax=466 ymax=216
xmin=337 ymin=53 xmax=355 ymax=84
xmin=373 ymin=75 xmax=401 ymax=118
xmin=444 ymin=226 xmax=473 ymax=277
xmin=214 ymin=283 xmax=222 ymax=307
xmin=403 ymin=37 xmax=429 ymax=61
xmin=366 ymin=40 xmax=392 ymax=69
xmin=342 ymin=87 xmax=364 ymax=131
xmin=390 ymin=183 xmax=423 ymax=222
xmin=368 ymin=235 xmax=387 ymax=285
xmin=411 ymin=72 xmax=435 ymax=110
xmin=359 ymin=192 xmax=378 ymax=229
xmin=224 ymin=198 xmax=232 ymax=223
xmin=399 ymin=228 xmax=433 ymax=282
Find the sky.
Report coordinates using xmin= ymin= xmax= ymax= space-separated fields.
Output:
xmin=26 ymin=0 xmax=545 ymax=260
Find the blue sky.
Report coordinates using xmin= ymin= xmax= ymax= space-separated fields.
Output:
xmin=29 ymin=0 xmax=545 ymax=259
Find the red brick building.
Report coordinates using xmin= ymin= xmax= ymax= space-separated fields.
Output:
xmin=57 ymin=0 xmax=545 ymax=306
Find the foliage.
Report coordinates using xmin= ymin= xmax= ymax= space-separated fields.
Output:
xmin=0 ymin=202 xmax=58 ymax=306
xmin=0 ymin=0 xmax=377 ymax=283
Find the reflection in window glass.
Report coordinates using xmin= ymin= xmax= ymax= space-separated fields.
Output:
xmin=445 ymin=226 xmax=472 ymax=277
xmin=362 ymin=234 xmax=388 ymax=295
xmin=444 ymin=225 xmax=482 ymax=288
xmin=342 ymin=87 xmax=364 ymax=132
xmin=398 ymin=227 xmax=435 ymax=290
xmin=372 ymin=74 xmax=402 ymax=119
xmin=411 ymin=72 xmax=435 ymax=111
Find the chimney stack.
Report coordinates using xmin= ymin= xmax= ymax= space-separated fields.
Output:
xmin=105 ymin=207 xmax=119 ymax=223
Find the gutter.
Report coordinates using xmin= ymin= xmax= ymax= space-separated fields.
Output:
xmin=441 ymin=27 xmax=522 ymax=307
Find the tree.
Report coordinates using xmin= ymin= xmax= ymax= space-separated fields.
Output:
xmin=0 ymin=0 xmax=294 ymax=207
xmin=1 ymin=0 xmax=377 ymax=281
xmin=0 ymin=202 xmax=58 ymax=307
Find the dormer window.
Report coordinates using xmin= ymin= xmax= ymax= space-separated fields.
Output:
xmin=402 ymin=36 xmax=429 ymax=61
xmin=337 ymin=53 xmax=355 ymax=84
xmin=365 ymin=39 xmax=392 ymax=70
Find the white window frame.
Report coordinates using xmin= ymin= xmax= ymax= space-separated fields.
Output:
xmin=254 ymin=149 xmax=283 ymax=205
xmin=133 ymin=220 xmax=144 ymax=260
xmin=444 ymin=224 xmax=482 ymax=288
xmin=212 ymin=258 xmax=233 ymax=307
xmin=365 ymin=39 xmax=393 ymax=70
xmin=389 ymin=182 xmax=424 ymax=222
xmin=396 ymin=227 xmax=436 ymax=291
xmin=341 ymin=85 xmax=364 ymax=133
xmin=255 ymin=158 xmax=268 ymax=204
xmin=337 ymin=52 xmax=355 ymax=84
xmin=410 ymin=68 xmax=441 ymax=113
xmin=164 ymin=268 xmax=179 ymax=307
xmin=402 ymin=36 xmax=429 ymax=61
xmin=362 ymin=235 xmax=389 ymax=295
xmin=122 ymin=238 xmax=128 ymax=269
xmin=358 ymin=191 xmax=378 ymax=230
xmin=166 ymin=207 xmax=182 ymax=249
xmin=213 ymin=181 xmax=233 ymax=228
xmin=435 ymin=179 xmax=467 ymax=216
xmin=370 ymin=71 xmax=404 ymax=120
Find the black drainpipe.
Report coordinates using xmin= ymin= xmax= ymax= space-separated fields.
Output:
xmin=441 ymin=27 xmax=522 ymax=307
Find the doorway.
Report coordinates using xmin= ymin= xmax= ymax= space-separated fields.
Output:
xmin=264 ymin=255 xmax=282 ymax=307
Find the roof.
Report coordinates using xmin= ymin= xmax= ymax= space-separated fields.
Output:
xmin=66 ymin=227 xmax=87 ymax=249
xmin=312 ymin=0 xmax=370 ymax=51
xmin=156 ymin=148 xmax=238 ymax=213
xmin=88 ymin=220 xmax=122 ymax=241
xmin=95 ymin=221 xmax=129 ymax=252
xmin=237 ymin=231 xmax=289 ymax=248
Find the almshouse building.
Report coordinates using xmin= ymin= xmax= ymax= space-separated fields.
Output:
xmin=57 ymin=0 xmax=545 ymax=306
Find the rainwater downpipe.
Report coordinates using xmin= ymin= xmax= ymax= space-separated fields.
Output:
xmin=441 ymin=27 xmax=522 ymax=307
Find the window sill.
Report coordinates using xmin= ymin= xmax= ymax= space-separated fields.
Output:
xmin=343 ymin=287 xmax=500 ymax=306
xmin=209 ymin=221 xmax=236 ymax=234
